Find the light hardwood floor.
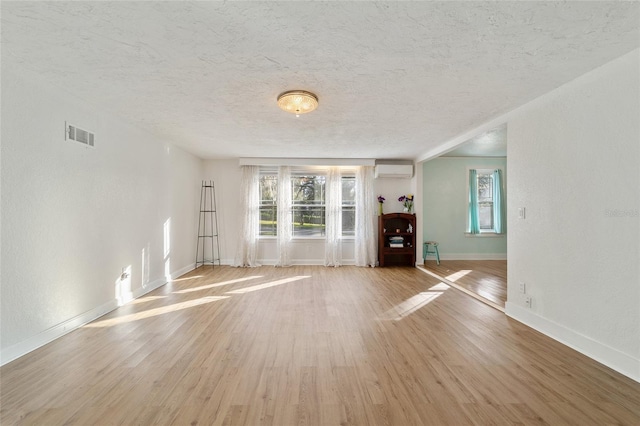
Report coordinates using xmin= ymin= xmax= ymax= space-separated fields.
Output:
xmin=2 ymin=266 xmax=639 ymax=425
xmin=422 ymin=260 xmax=507 ymax=308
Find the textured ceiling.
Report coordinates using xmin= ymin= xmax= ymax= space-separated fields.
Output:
xmin=442 ymin=124 xmax=507 ymax=157
xmin=2 ymin=1 xmax=639 ymax=160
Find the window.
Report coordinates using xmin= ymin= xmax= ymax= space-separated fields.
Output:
xmin=258 ymin=170 xmax=355 ymax=237
xmin=477 ymin=172 xmax=494 ymax=230
xmin=341 ymin=176 xmax=356 ymax=236
xmin=292 ymin=175 xmax=326 ymax=237
xmin=259 ymin=174 xmax=278 ymax=236
xmin=468 ymin=168 xmax=504 ymax=234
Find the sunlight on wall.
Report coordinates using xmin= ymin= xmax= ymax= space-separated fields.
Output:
xmin=115 ymin=265 xmax=133 ymax=307
xmin=141 ymin=243 xmax=150 ymax=288
xmin=164 ymin=218 xmax=171 ymax=281
xmin=164 ymin=218 xmax=171 ymax=258
xmin=165 ymin=259 xmax=171 ymax=282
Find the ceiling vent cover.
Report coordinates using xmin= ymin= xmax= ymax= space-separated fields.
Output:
xmin=66 ymin=122 xmax=95 ymax=147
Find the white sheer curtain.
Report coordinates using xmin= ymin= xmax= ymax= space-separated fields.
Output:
xmin=233 ymin=165 xmax=261 ymax=267
xmin=276 ymin=166 xmax=292 ymax=267
xmin=324 ymin=167 xmax=342 ymax=267
xmin=355 ymin=166 xmax=377 ymax=267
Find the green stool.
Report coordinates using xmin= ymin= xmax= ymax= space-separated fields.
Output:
xmin=423 ymin=241 xmax=440 ymax=265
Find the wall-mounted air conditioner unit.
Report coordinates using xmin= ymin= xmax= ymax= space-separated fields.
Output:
xmin=374 ymin=164 xmax=413 ymax=179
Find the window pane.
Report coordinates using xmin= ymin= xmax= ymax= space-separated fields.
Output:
xmin=478 ymin=175 xmax=493 ymax=202
xmin=341 ymin=176 xmax=355 ymax=236
xmin=260 ymin=205 xmax=278 ymax=236
xmin=292 ymin=175 xmax=325 ymax=204
xmin=292 ymin=206 xmax=325 ymax=236
xmin=342 ymin=206 xmax=355 ymax=236
xmin=476 ymin=173 xmax=494 ymax=230
xmin=291 ymin=175 xmax=325 ymax=237
xmin=259 ymin=175 xmax=278 ymax=236
xmin=341 ymin=176 xmax=356 ymax=204
xmin=260 ymin=175 xmax=278 ymax=202
xmin=479 ymin=202 xmax=493 ymax=229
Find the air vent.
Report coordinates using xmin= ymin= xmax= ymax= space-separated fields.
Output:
xmin=66 ymin=122 xmax=95 ymax=147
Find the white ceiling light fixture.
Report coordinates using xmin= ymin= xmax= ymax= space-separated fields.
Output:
xmin=277 ymin=90 xmax=318 ymax=117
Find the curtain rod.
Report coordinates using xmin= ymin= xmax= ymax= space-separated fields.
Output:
xmin=239 ymin=158 xmax=376 ymax=166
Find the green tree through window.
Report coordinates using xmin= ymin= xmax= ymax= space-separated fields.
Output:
xmin=292 ymin=175 xmax=325 ymax=237
xmin=259 ymin=174 xmax=278 ymax=236
xmin=259 ymin=172 xmax=355 ymax=237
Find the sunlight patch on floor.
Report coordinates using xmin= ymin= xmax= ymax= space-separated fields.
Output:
xmin=444 ymin=269 xmax=472 ymax=282
xmin=381 ymin=283 xmax=449 ymax=321
xmin=85 ymin=296 xmax=228 ymax=327
xmin=416 ymin=265 xmax=505 ymax=312
xmin=170 ymin=275 xmax=203 ymax=282
xmin=128 ymin=295 xmax=167 ymax=305
xmin=225 ymin=276 xmax=310 ymax=294
xmin=429 ymin=282 xmax=450 ymax=291
xmin=174 ymin=276 xmax=263 ymax=294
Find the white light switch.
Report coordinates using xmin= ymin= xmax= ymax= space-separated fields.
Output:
xmin=518 ymin=207 xmax=526 ymax=219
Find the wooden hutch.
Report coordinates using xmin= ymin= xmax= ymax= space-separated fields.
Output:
xmin=378 ymin=212 xmax=416 ymax=267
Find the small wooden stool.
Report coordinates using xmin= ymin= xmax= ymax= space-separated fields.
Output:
xmin=423 ymin=241 xmax=440 ymax=265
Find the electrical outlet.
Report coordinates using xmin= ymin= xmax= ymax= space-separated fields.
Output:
xmin=525 ymin=296 xmax=532 ymax=308
xmin=519 ymin=282 xmax=526 ymax=294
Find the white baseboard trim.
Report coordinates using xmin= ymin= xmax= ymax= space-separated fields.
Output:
xmin=259 ymin=259 xmax=317 ymax=266
xmin=191 ymin=260 xmax=236 ymax=267
xmin=427 ymin=253 xmax=507 ymax=261
xmin=132 ymin=277 xmax=167 ymax=299
xmin=0 ymin=299 xmax=118 ymax=366
xmin=257 ymin=259 xmax=357 ymax=266
xmin=505 ymin=302 xmax=639 ymax=383
xmin=220 ymin=259 xmax=358 ymax=267
xmin=0 ymin=274 xmax=175 ymax=367
xmin=220 ymin=258 xmax=234 ymax=266
xmin=169 ymin=263 xmax=196 ymax=280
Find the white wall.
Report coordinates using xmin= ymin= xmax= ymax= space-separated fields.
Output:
xmin=375 ymin=176 xmax=414 ymax=215
xmin=201 ymin=160 xmax=242 ymax=264
xmin=168 ymin=146 xmax=203 ymax=275
xmin=202 ymin=160 xmax=412 ymax=264
xmin=0 ymin=64 xmax=202 ymax=364
xmin=506 ymin=49 xmax=639 ymax=381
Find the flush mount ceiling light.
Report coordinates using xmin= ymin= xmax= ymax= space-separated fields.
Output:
xmin=277 ymin=90 xmax=318 ymax=117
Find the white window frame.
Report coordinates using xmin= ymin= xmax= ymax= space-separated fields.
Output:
xmin=258 ymin=167 xmax=356 ymax=240
xmin=258 ymin=171 xmax=278 ymax=239
xmin=465 ymin=167 xmax=502 ymax=237
xmin=291 ymin=173 xmax=327 ymax=239
xmin=340 ymin=175 xmax=356 ymax=239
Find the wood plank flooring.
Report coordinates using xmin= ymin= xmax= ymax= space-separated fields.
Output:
xmin=2 ymin=266 xmax=639 ymax=425
xmin=422 ymin=260 xmax=507 ymax=308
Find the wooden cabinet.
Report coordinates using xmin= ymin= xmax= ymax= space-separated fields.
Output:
xmin=378 ymin=213 xmax=416 ymax=267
